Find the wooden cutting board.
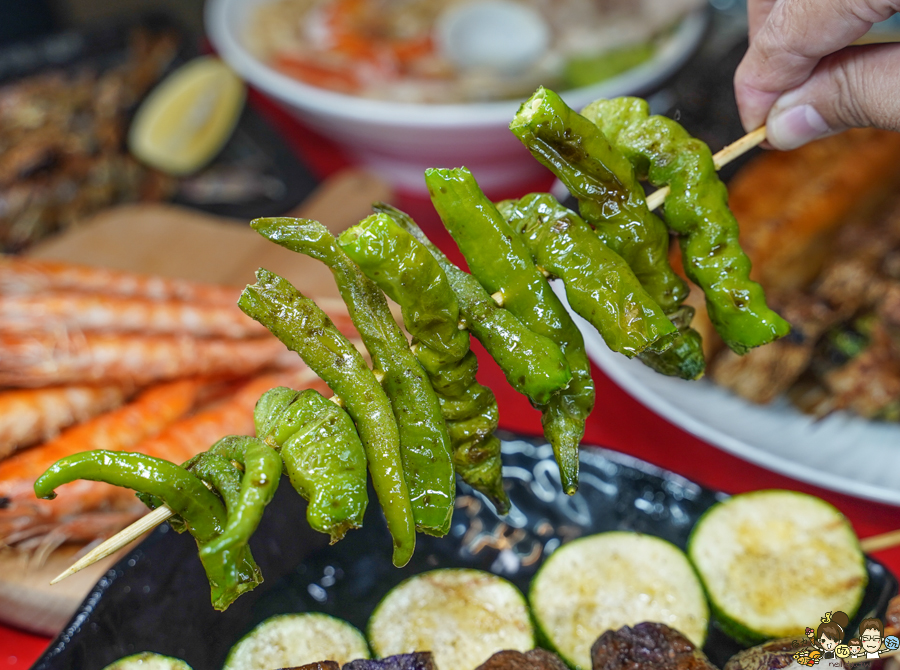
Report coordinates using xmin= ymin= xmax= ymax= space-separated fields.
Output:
xmin=0 ymin=169 xmax=392 ymax=636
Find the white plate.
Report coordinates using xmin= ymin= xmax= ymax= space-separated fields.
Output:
xmin=571 ymin=304 xmax=900 ymax=506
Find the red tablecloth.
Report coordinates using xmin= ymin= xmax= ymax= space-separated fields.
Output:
xmin=4 ymin=95 xmax=900 ymax=668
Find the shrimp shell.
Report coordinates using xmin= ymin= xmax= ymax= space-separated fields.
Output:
xmin=0 ymin=379 xmax=203 ymax=545
xmin=0 ymin=378 xmax=202 ymax=486
xmin=0 ymin=385 xmax=128 ymax=460
xmin=0 ymin=258 xmax=360 ymax=331
xmin=0 ymin=257 xmax=240 ymax=304
xmin=0 ymin=291 xmax=269 ymax=338
xmin=0 ymin=332 xmax=295 ymax=387
xmin=0 ymin=368 xmax=322 ymax=547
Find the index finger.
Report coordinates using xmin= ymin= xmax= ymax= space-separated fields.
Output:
xmin=748 ymin=0 xmax=778 ymax=40
xmin=734 ymin=0 xmax=892 ymax=130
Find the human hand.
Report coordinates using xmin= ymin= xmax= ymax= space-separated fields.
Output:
xmin=733 ymin=0 xmax=900 ymax=149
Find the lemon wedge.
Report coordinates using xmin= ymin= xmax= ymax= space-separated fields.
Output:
xmin=129 ymin=56 xmax=246 ymax=175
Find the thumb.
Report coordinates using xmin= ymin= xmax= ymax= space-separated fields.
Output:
xmin=766 ymin=43 xmax=900 ymax=150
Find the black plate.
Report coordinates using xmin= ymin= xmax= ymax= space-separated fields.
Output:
xmin=32 ymin=436 xmax=897 ymax=670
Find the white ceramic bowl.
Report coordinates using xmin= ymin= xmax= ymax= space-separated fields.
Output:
xmin=206 ymin=0 xmax=709 ymax=193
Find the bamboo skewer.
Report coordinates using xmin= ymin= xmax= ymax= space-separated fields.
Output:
xmin=860 ymin=528 xmax=900 ymax=554
xmin=51 ymin=504 xmax=175 ymax=584
xmin=43 ymin=125 xmax=807 ymax=587
xmin=644 ymin=125 xmax=767 ymax=211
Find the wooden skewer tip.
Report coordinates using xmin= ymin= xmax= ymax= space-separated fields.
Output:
xmin=50 ymin=505 xmax=175 ymax=584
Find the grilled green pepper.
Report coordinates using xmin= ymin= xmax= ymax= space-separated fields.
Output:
xmin=34 ymin=450 xmax=261 ymax=610
xmin=339 ymin=212 xmax=572 ymax=405
xmin=239 ymin=268 xmax=416 ymax=566
xmin=426 ymin=167 xmax=593 ymax=495
xmin=250 ymin=218 xmax=455 ymax=538
xmin=496 ymin=193 xmax=677 ymax=356
xmin=331 ymin=213 xmax=509 ymax=512
xmin=254 ymin=385 xmax=303 ymax=443
xmin=509 ymin=88 xmax=708 ymax=378
xmin=199 ymin=435 xmax=281 ymax=557
xmin=186 ymin=452 xmax=243 ymax=518
xmin=338 ymin=214 xmax=469 ymax=365
xmin=510 ymin=87 xmax=687 ymax=314
xmin=256 ymin=387 xmax=368 ymax=542
xmin=580 ymin=97 xmax=790 ymax=353
xmin=495 ymin=192 xmax=705 ymax=379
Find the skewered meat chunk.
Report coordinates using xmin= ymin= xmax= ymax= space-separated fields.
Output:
xmin=285 ymin=663 xmax=340 ymax=670
xmin=723 ymin=639 xmax=800 ymax=670
xmin=590 ymin=623 xmax=716 ymax=670
xmin=728 ymin=129 xmax=900 ymax=295
xmin=710 ymin=292 xmax=838 ymax=404
xmin=886 ymin=594 xmax=900 ymax=638
xmin=345 ymin=653 xmax=436 ymax=670
xmin=476 ymin=650 xmax=569 ymax=670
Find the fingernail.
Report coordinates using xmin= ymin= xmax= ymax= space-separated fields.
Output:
xmin=767 ymin=105 xmax=830 ymax=150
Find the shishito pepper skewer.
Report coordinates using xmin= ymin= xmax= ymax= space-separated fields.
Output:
xmin=425 ymin=167 xmax=594 ymax=495
xmin=49 ymin=384 xmax=371 ymax=587
xmin=365 ymin=205 xmax=573 ymax=406
xmin=195 ymin=435 xmax=282 ymax=557
xmin=510 ymin=87 xmax=688 ymax=315
xmin=249 ymin=218 xmax=455 ymax=538
xmin=644 ymin=126 xmax=768 ymax=211
xmin=238 ymin=268 xmax=417 ymax=567
xmin=580 ymin=97 xmax=789 ymax=353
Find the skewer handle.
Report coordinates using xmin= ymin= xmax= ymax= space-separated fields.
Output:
xmin=50 ymin=504 xmax=175 ymax=585
xmin=645 ymin=126 xmax=767 ymax=211
xmin=860 ymin=528 xmax=900 ymax=554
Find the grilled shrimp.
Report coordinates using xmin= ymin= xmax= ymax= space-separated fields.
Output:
xmin=0 ymin=291 xmax=269 ymax=338
xmin=0 ymin=379 xmax=202 ymax=545
xmin=0 ymin=369 xmax=321 ymax=548
xmin=0 ymin=257 xmax=240 ymax=304
xmin=0 ymin=332 xmax=295 ymax=387
xmin=0 ymin=385 xmax=128 ymax=459
xmin=0 ymin=258 xmax=358 ymax=332
xmin=0 ymin=378 xmax=202 ymax=488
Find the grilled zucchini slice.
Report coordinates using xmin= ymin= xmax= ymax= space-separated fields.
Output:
xmin=368 ymin=568 xmax=534 ymax=670
xmin=688 ymin=489 xmax=867 ymax=645
xmin=102 ymin=653 xmax=192 ymax=670
xmin=224 ymin=613 xmax=370 ymax=670
xmin=530 ymin=531 xmax=708 ymax=670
